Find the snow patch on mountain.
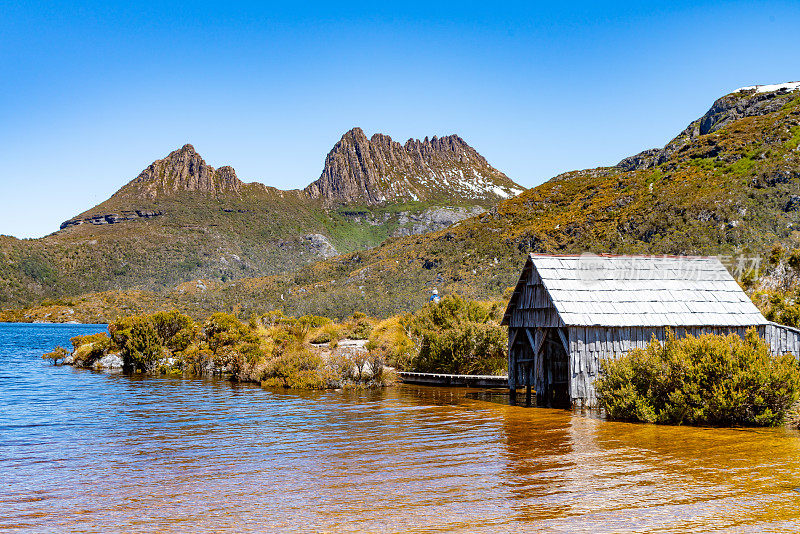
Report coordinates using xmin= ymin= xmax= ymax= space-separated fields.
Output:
xmin=736 ymin=82 xmax=800 ymax=94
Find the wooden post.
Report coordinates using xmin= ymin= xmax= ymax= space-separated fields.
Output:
xmin=525 ymin=363 xmax=532 ymax=407
xmin=508 ymin=328 xmax=517 ymax=405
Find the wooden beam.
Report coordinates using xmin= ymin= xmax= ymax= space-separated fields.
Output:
xmin=525 ymin=363 xmax=532 ymax=407
xmin=525 ymin=327 xmax=536 ymax=353
xmin=556 ymin=328 xmax=570 ymax=354
xmin=534 ymin=327 xmax=546 ymax=355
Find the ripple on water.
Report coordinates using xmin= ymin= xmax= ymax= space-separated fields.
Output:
xmin=2 ymin=323 xmax=800 ymax=533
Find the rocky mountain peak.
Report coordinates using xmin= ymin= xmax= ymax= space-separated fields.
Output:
xmin=304 ymin=128 xmax=522 ymax=205
xmin=617 ymin=83 xmax=800 ymax=172
xmin=116 ymin=144 xmax=243 ymax=199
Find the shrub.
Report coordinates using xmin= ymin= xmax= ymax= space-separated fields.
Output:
xmin=116 ymin=318 xmax=163 ymax=372
xmin=414 ymin=322 xmax=506 ymax=375
xmin=409 ymin=295 xmax=507 ymax=375
xmin=789 ymin=249 xmax=800 ymax=272
xmin=69 ymin=332 xmax=111 ymax=366
xmin=70 ymin=332 xmax=110 ymax=351
xmin=43 ymin=346 xmax=69 ymax=364
xmin=150 ymin=310 xmax=195 ymax=351
xmin=596 ymin=329 xmax=800 ymax=426
xmin=310 ymin=323 xmax=342 ymax=344
xmin=765 ymin=291 xmax=800 ymax=328
xmin=368 ymin=315 xmax=416 ymax=370
xmin=202 ymin=313 xmax=255 ymax=351
xmin=768 ymin=244 xmax=785 ymax=266
xmin=342 ymin=312 xmax=374 ymax=340
xmin=261 ymin=347 xmax=326 ymax=389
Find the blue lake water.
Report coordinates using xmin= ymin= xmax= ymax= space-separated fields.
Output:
xmin=2 ymin=322 xmax=800 ymax=533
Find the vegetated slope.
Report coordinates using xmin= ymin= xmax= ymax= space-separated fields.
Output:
xmin=4 ymin=84 xmax=799 ymax=322
xmin=0 ymin=129 xmax=521 ymax=309
xmin=181 ymin=82 xmax=800 ymax=318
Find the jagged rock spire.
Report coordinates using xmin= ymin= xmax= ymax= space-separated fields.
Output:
xmin=304 ymin=127 xmax=521 ymax=205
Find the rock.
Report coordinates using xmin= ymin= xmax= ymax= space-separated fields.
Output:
xmin=616 ymin=148 xmax=662 ymax=172
xmin=60 ymin=209 xmax=163 ymax=230
xmin=92 ymin=352 xmax=123 ymax=370
xmin=392 ymin=207 xmax=484 ymax=237
xmin=617 ymin=85 xmax=800 ymax=172
xmin=118 ymin=144 xmax=242 ymax=200
xmin=302 ymin=234 xmax=338 ymax=258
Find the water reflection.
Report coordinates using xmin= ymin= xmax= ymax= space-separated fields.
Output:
xmin=499 ymin=408 xmax=572 ymax=524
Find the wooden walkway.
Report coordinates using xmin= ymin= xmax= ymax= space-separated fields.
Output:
xmin=399 ymin=371 xmax=508 ymax=388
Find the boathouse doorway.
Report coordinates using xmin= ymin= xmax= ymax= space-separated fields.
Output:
xmin=540 ymin=329 xmax=569 ymax=408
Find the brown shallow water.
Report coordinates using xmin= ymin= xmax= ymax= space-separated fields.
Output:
xmin=3 ymin=323 xmax=800 ymax=533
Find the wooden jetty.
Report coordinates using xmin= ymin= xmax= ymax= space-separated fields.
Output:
xmin=399 ymin=371 xmax=508 ymax=388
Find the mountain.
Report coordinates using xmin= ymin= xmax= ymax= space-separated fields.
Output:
xmin=0 ymin=130 xmax=523 ymax=309
xmin=27 ymin=81 xmax=796 ymax=322
xmin=304 ymin=127 xmax=521 ymax=205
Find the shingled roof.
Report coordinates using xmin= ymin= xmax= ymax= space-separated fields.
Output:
xmin=503 ymin=254 xmax=767 ymax=327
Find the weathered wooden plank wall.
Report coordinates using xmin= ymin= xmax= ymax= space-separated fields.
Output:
xmin=764 ymin=323 xmax=800 ymax=357
xmin=566 ymin=324 xmax=797 ymax=407
xmin=509 ymin=265 xmax=563 ymax=329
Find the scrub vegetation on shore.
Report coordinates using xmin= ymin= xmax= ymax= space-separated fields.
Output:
xmin=45 ymin=295 xmax=508 ymax=388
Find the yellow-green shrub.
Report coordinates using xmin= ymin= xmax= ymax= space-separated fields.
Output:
xmin=69 ymin=332 xmax=111 ymax=366
xmin=765 ymin=290 xmax=800 ymax=328
xmin=409 ymin=295 xmax=507 ymax=375
xmin=202 ymin=313 xmax=256 ymax=351
xmin=596 ymin=329 xmax=800 ymax=426
xmin=261 ymin=347 xmax=326 ymax=389
xmin=368 ymin=315 xmax=416 ymax=370
xmin=43 ymin=346 xmax=69 ymax=364
xmin=310 ymin=322 xmax=343 ymax=344
xmin=342 ymin=312 xmax=373 ymax=339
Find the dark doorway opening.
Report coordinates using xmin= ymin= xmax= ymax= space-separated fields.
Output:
xmin=541 ymin=329 xmax=570 ymax=408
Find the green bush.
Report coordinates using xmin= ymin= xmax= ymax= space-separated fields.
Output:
xmin=788 ymin=249 xmax=800 ymax=272
xmin=261 ymin=347 xmax=326 ymax=389
xmin=111 ymin=317 xmax=163 ymax=372
xmin=765 ymin=291 xmax=800 ymax=328
xmin=43 ymin=346 xmax=69 ymax=364
xmin=202 ymin=313 xmax=256 ymax=351
xmin=309 ymin=322 xmax=342 ymax=344
xmin=408 ymin=295 xmax=507 ymax=375
xmin=367 ymin=315 xmax=416 ymax=370
xmin=342 ymin=312 xmax=373 ymax=339
xmin=596 ymin=329 xmax=800 ymax=426
xmin=414 ymin=322 xmax=507 ymax=375
xmin=151 ymin=310 xmax=195 ymax=351
xmin=70 ymin=332 xmax=109 ymax=351
xmin=69 ymin=332 xmax=111 ymax=366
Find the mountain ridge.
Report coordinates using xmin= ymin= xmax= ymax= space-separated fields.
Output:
xmin=305 ymin=127 xmax=521 ymax=205
xmin=0 ymin=128 xmax=523 ymax=309
xmin=60 ymin=129 xmax=520 ymax=230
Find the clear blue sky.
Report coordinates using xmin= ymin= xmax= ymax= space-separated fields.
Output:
xmin=1 ymin=0 xmax=798 ymax=238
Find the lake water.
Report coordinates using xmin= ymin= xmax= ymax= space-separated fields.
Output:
xmin=3 ymin=322 xmax=800 ymax=533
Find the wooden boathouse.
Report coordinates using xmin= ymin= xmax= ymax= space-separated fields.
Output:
xmin=502 ymin=254 xmax=800 ymax=408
